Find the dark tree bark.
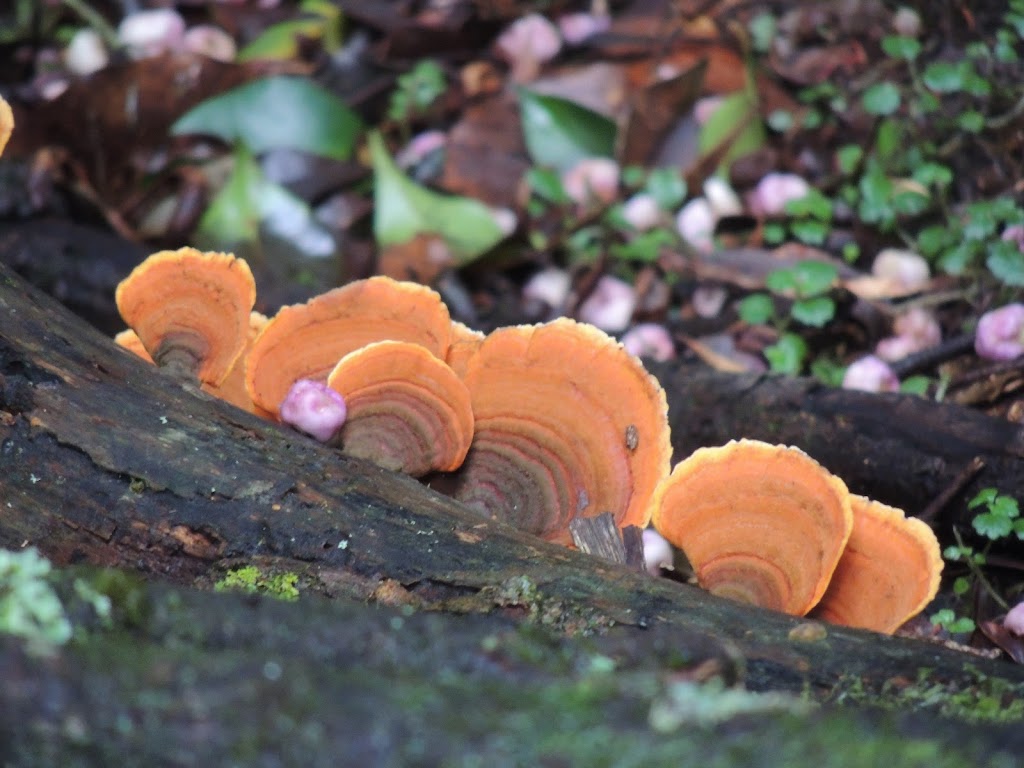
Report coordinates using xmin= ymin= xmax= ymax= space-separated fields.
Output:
xmin=2 ymin=262 xmax=1023 ymax=765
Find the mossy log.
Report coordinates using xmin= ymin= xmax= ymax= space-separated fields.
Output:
xmin=2 ymin=262 xmax=1024 ymax=764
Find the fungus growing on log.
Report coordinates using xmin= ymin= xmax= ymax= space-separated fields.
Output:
xmin=325 ymin=340 xmax=474 ymax=476
xmin=651 ymin=439 xmax=853 ymax=615
xmin=246 ymin=276 xmax=452 ymax=417
xmin=811 ymin=496 xmax=942 ymax=634
xmin=115 ymin=248 xmax=256 ymax=385
xmin=450 ymin=318 xmax=671 ymax=545
xmin=117 ymin=312 xmax=270 ymax=416
xmin=0 ymin=95 xmax=13 ymax=157
xmin=446 ymin=321 xmax=485 ymax=379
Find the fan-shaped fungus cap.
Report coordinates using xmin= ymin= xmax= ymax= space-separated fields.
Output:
xmin=115 ymin=248 xmax=256 ymax=385
xmin=117 ymin=312 xmax=271 ymax=417
xmin=450 ymin=317 xmax=672 ymax=545
xmin=446 ymin=321 xmax=485 ymax=379
xmin=811 ymin=495 xmax=942 ymax=634
xmin=202 ymin=312 xmax=270 ymax=416
xmin=652 ymin=439 xmax=853 ymax=615
xmin=0 ymin=96 xmax=13 ymax=158
xmin=280 ymin=379 xmax=348 ymax=442
xmin=327 ymin=340 xmax=473 ymax=476
xmin=246 ymin=276 xmax=452 ymax=417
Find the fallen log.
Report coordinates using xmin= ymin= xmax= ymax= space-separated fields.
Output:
xmin=2 ymin=261 xmax=1023 ymax=764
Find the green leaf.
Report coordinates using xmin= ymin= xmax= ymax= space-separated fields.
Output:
xmin=989 ymin=495 xmax=1020 ymax=519
xmin=790 ymin=219 xmax=829 ymax=246
xmin=890 ymin=189 xmax=929 ymax=217
xmin=791 ymin=261 xmax=838 ymax=297
xmin=922 ymin=61 xmax=966 ymax=93
xmin=969 ymin=488 xmax=998 ymax=509
xmin=937 ymin=242 xmax=978 ymax=275
xmin=763 ymin=222 xmax=786 ymax=244
xmin=172 ymin=76 xmax=362 ymax=160
xmin=916 ymin=225 xmax=954 ymax=257
xmin=197 ymin=144 xmax=333 ymax=255
xmin=518 ymin=89 xmax=616 ymax=172
xmin=764 ymin=333 xmax=807 ymax=375
xmin=784 ymin=188 xmax=832 ymax=220
xmin=737 ymin=294 xmax=774 ymax=325
xmin=987 ymin=240 xmax=1024 ymax=286
xmin=791 ymin=296 xmax=835 ymax=327
xmin=913 ymin=162 xmax=953 ymax=188
xmin=809 ymin=357 xmax=846 ymax=387
xmin=862 ymin=82 xmax=901 ymax=116
xmin=957 ymin=110 xmax=985 ymax=133
xmin=526 ymin=167 xmax=569 ymax=204
xmin=881 ymin=35 xmax=921 ymax=61
xmin=645 ymin=168 xmax=687 ymax=210
xmin=238 ymin=0 xmax=342 ymax=61
xmin=973 ymin=511 xmax=1015 ymax=539
xmin=836 ymin=144 xmax=863 ymax=174
xmin=697 ymin=88 xmax=767 ymax=175
xmin=609 ymin=228 xmax=676 ymax=263
xmin=899 ymin=375 xmax=930 ymax=396
xmin=953 ymin=576 xmax=971 ymax=595
xmin=765 ymin=268 xmax=797 ymax=294
xmin=388 ymin=60 xmax=446 ymax=122
xmin=369 ymin=132 xmax=505 ymax=265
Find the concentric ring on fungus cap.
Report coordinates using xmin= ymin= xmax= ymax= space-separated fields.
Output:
xmin=652 ymin=439 xmax=854 ymax=616
xmin=451 ymin=318 xmax=672 ymax=546
xmin=115 ymin=248 xmax=256 ymax=386
xmin=327 ymin=340 xmax=473 ymax=477
xmin=811 ymin=495 xmax=942 ymax=634
xmin=245 ymin=276 xmax=452 ymax=417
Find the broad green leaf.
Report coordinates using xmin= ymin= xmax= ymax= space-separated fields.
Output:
xmin=792 ymin=261 xmax=837 ymax=297
xmin=518 ymin=89 xmax=616 ymax=172
xmin=698 ymin=88 xmax=766 ymax=175
xmin=370 ymin=132 xmax=505 ymax=264
xmin=525 ymin=167 xmax=569 ymax=204
xmin=836 ymin=145 xmax=863 ymax=174
xmin=764 ymin=333 xmax=807 ymax=375
xmin=645 ymin=168 xmax=687 ymax=210
xmin=765 ymin=268 xmax=797 ymax=294
xmin=922 ymin=61 xmax=966 ymax=93
xmin=969 ymin=488 xmax=998 ymax=509
xmin=737 ymin=294 xmax=774 ymax=325
xmin=899 ymin=375 xmax=930 ymax=396
xmin=197 ymin=144 xmax=334 ymax=257
xmin=987 ymin=240 xmax=1024 ymax=286
xmin=785 ymin=188 xmax=832 ymax=221
xmin=172 ymin=76 xmax=362 ymax=161
xmin=973 ymin=511 xmax=1015 ymax=539
xmin=238 ymin=0 xmax=342 ymax=60
xmin=791 ymin=296 xmax=835 ymax=327
xmin=790 ymin=219 xmax=829 ymax=246
xmin=862 ymin=82 xmax=901 ymax=116
xmin=881 ymin=35 xmax=921 ymax=61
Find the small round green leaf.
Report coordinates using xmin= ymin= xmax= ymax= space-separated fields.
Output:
xmin=862 ymin=82 xmax=901 ymax=116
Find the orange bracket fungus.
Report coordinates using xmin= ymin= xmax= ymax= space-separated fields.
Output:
xmin=117 ymin=311 xmax=270 ymax=416
xmin=0 ymin=95 xmax=12 ymax=158
xmin=115 ymin=248 xmax=256 ymax=385
xmin=451 ymin=317 xmax=672 ymax=545
xmin=652 ymin=439 xmax=853 ymax=616
xmin=245 ymin=276 xmax=452 ymax=417
xmin=811 ymin=495 xmax=942 ymax=634
xmin=327 ymin=340 xmax=473 ymax=476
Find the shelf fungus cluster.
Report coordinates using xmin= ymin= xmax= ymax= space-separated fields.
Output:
xmin=114 ymin=249 xmax=671 ymax=544
xmin=651 ymin=439 xmax=943 ymax=635
xmin=114 ymin=248 xmax=942 ymax=635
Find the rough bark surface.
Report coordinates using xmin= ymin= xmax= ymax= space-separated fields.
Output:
xmin=1 ymin=263 xmax=1023 ymax=764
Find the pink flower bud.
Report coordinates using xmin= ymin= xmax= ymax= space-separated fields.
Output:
xmin=621 ymin=323 xmax=675 ymax=362
xmin=1005 ymin=600 xmax=1024 ymax=635
xmin=675 ymin=197 xmax=715 ymax=253
xmin=842 ymin=355 xmax=900 ymax=393
xmin=875 ymin=307 xmax=941 ymax=361
xmin=118 ymin=9 xmax=186 ymax=59
xmin=280 ymin=379 xmax=347 ymax=442
xmin=561 ymin=157 xmax=620 ymax=208
xmin=577 ymin=275 xmax=637 ymax=332
xmin=494 ymin=13 xmax=561 ymax=81
xmin=182 ymin=25 xmax=237 ymax=62
xmin=1002 ymin=225 xmax=1024 ymax=251
xmin=621 ymin=193 xmax=661 ymax=231
xmin=64 ymin=28 xmax=109 ymax=76
xmin=522 ymin=268 xmax=571 ymax=310
xmin=557 ymin=12 xmax=610 ymax=45
xmin=396 ymin=130 xmax=447 ymax=169
xmin=871 ymin=249 xmax=930 ymax=293
xmin=975 ymin=303 xmax=1024 ymax=361
xmin=747 ymin=173 xmax=811 ymax=217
